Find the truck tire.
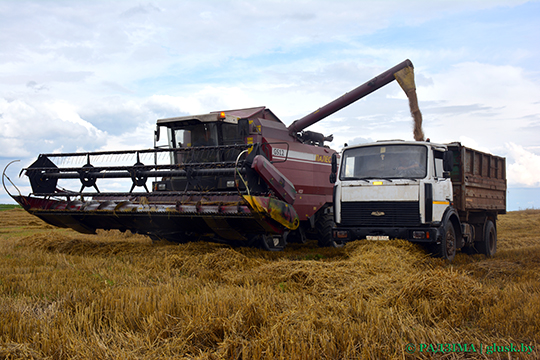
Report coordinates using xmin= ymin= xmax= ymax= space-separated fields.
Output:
xmin=477 ymin=220 xmax=497 ymax=257
xmin=433 ymin=222 xmax=456 ymax=261
xmin=316 ymin=212 xmax=344 ymax=248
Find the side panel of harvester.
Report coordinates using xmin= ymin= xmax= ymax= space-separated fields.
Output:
xmin=269 ymin=141 xmax=333 ymax=221
xmin=241 ymin=117 xmax=334 ymax=221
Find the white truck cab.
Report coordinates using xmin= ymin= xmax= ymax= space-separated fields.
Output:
xmin=331 ymin=140 xmax=506 ymax=261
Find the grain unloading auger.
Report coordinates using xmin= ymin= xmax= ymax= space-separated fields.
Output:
xmin=5 ymin=60 xmax=419 ymax=250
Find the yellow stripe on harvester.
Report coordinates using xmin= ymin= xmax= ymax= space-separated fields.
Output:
xmin=433 ymin=200 xmax=450 ymax=205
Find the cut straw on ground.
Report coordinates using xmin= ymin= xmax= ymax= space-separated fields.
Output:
xmin=1 ymin=208 xmax=539 ymax=359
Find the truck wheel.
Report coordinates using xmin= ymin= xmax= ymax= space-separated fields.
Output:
xmin=316 ymin=213 xmax=344 ymax=248
xmin=433 ymin=222 xmax=456 ymax=261
xmin=477 ymin=220 xmax=497 ymax=257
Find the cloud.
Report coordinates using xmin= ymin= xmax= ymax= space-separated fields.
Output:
xmin=26 ymin=81 xmax=48 ymax=92
xmin=416 ymin=62 xmax=540 ymax=149
xmin=120 ymin=4 xmax=162 ymax=18
xmin=0 ymin=97 xmax=108 ymax=158
xmin=420 ymin=62 xmax=539 ymax=108
xmin=344 ymin=136 xmax=375 ymax=147
xmin=505 ymin=142 xmax=540 ymax=187
xmin=1 ymin=0 xmax=539 ymax=210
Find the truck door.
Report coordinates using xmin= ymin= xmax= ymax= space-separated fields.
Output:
xmin=430 ymin=149 xmax=453 ymax=222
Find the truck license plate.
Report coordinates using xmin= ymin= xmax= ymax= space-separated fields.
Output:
xmin=366 ymin=235 xmax=389 ymax=241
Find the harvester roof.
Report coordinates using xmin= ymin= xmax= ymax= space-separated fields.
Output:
xmin=157 ymin=106 xmax=284 ymax=127
xmin=157 ymin=112 xmax=239 ymax=126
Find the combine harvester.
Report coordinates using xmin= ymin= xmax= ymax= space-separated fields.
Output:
xmin=4 ymin=60 xmax=419 ymax=250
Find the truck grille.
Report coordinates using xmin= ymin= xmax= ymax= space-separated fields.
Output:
xmin=340 ymin=201 xmax=420 ymax=227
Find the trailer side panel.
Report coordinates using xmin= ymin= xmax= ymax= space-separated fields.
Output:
xmin=448 ymin=143 xmax=506 ymax=214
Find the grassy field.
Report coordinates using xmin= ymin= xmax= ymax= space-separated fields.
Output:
xmin=0 ymin=209 xmax=539 ymax=359
xmin=0 ymin=204 xmax=21 ymax=211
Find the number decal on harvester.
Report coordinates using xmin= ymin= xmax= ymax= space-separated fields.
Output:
xmin=270 ymin=148 xmax=331 ymax=166
xmin=272 ymin=148 xmax=286 ymax=157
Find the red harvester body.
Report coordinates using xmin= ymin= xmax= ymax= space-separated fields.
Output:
xmin=6 ymin=60 xmax=416 ymax=250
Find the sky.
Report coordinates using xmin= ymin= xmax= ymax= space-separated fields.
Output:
xmin=1 ymin=0 xmax=539 ymax=210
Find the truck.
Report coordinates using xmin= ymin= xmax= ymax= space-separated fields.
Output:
xmin=330 ymin=140 xmax=506 ymax=260
xmin=4 ymin=60 xmax=423 ymax=251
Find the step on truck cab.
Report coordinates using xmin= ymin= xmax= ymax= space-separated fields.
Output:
xmin=331 ymin=140 xmax=506 ymax=261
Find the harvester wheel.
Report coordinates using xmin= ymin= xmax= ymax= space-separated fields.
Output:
xmin=256 ymin=234 xmax=285 ymax=251
xmin=316 ymin=212 xmax=344 ymax=248
xmin=286 ymin=226 xmax=307 ymax=244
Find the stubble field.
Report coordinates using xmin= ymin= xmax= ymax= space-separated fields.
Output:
xmin=0 ymin=208 xmax=539 ymax=359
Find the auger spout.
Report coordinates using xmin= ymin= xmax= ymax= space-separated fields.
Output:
xmin=288 ymin=59 xmax=414 ymax=136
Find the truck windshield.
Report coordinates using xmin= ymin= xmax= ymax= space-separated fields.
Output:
xmin=340 ymin=144 xmax=427 ymax=180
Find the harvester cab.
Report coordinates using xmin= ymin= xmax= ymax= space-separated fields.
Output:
xmin=6 ymin=59 xmax=421 ymax=251
xmin=152 ymin=111 xmax=248 ymax=192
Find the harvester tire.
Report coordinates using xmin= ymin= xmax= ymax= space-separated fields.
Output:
xmin=286 ymin=226 xmax=307 ymax=244
xmin=256 ymin=234 xmax=285 ymax=251
xmin=316 ymin=212 xmax=344 ymax=248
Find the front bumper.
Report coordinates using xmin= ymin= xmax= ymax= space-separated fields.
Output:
xmin=332 ymin=226 xmax=441 ymax=243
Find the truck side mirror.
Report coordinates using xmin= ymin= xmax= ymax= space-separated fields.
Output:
xmin=331 ymin=153 xmax=338 ymax=173
xmin=443 ymin=150 xmax=453 ymax=172
xmin=329 ymin=173 xmax=336 ymax=183
xmin=330 ymin=153 xmax=338 ymax=183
